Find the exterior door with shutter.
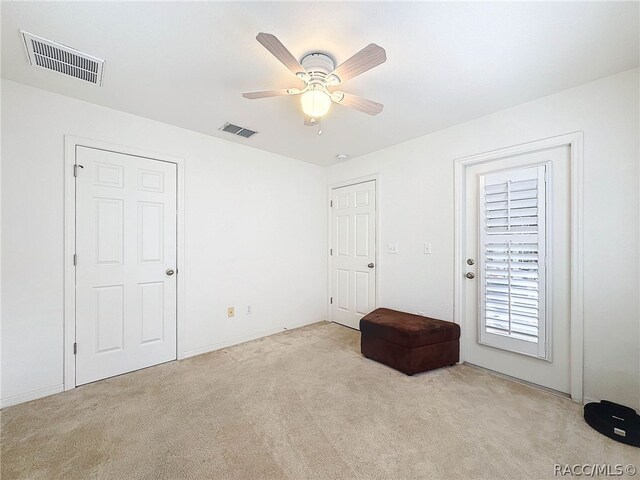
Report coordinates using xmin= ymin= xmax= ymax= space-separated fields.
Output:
xmin=464 ymin=146 xmax=571 ymax=393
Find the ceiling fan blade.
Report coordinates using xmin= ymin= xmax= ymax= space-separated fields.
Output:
xmin=328 ymin=44 xmax=386 ymax=84
xmin=242 ymin=89 xmax=300 ymax=99
xmin=256 ymin=33 xmax=307 ymax=77
xmin=334 ymin=92 xmax=384 ymax=115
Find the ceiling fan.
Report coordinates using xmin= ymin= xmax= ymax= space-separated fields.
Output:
xmin=243 ymin=33 xmax=386 ymax=125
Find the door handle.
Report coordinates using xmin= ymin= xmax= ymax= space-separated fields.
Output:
xmin=166 ymin=269 xmax=175 ymax=276
xmin=465 ymin=272 xmax=475 ymax=279
xmin=368 ymin=263 xmax=375 ymax=269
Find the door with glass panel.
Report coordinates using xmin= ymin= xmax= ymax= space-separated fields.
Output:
xmin=464 ymin=146 xmax=571 ymax=393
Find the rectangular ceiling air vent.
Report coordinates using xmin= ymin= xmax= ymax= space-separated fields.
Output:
xmin=21 ymin=30 xmax=105 ymax=86
xmin=219 ymin=122 xmax=258 ymax=139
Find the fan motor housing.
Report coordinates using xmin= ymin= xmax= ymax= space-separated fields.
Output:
xmin=301 ymin=53 xmax=335 ymax=75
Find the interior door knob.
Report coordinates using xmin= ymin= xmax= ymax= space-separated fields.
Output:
xmin=465 ymin=272 xmax=475 ymax=279
xmin=368 ymin=263 xmax=375 ymax=269
xmin=166 ymin=269 xmax=175 ymax=276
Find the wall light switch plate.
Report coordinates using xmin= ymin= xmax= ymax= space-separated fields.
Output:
xmin=246 ymin=305 xmax=252 ymax=315
xmin=424 ymin=243 xmax=432 ymax=255
xmin=388 ymin=243 xmax=398 ymax=254
xmin=227 ymin=307 xmax=235 ymax=318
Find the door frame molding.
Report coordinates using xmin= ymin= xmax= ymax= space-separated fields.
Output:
xmin=327 ymin=174 xmax=380 ymax=325
xmin=453 ymin=132 xmax=584 ymax=402
xmin=63 ymin=135 xmax=186 ymax=391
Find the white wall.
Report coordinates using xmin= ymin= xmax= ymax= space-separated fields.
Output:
xmin=327 ymin=69 xmax=640 ymax=409
xmin=1 ymin=80 xmax=327 ymax=407
xmin=3 ymin=69 xmax=638 ymax=410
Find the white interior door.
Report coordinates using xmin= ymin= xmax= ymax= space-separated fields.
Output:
xmin=75 ymin=146 xmax=177 ymax=386
xmin=331 ymin=180 xmax=377 ymax=329
xmin=464 ymin=146 xmax=571 ymax=393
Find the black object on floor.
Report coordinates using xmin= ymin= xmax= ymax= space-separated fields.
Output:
xmin=584 ymin=400 xmax=640 ymax=447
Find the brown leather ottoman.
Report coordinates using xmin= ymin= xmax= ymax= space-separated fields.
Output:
xmin=360 ymin=308 xmax=460 ymax=375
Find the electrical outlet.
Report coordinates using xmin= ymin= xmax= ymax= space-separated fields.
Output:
xmin=418 ymin=311 xmax=425 ymax=316
xmin=388 ymin=243 xmax=398 ymax=254
xmin=246 ymin=305 xmax=252 ymax=315
xmin=227 ymin=307 xmax=235 ymax=318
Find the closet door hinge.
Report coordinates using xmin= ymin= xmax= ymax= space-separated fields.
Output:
xmin=330 ymin=297 xmax=333 ymax=304
xmin=73 ymin=164 xmax=84 ymax=177
xmin=330 ymin=200 xmax=333 ymax=208
xmin=73 ymin=254 xmax=78 ymax=266
xmin=330 ymin=248 xmax=333 ymax=256
xmin=73 ymin=343 xmax=77 ymax=355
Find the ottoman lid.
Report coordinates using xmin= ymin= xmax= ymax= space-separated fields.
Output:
xmin=360 ymin=308 xmax=460 ymax=348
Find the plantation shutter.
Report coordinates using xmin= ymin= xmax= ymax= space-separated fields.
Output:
xmin=479 ymin=165 xmax=547 ymax=358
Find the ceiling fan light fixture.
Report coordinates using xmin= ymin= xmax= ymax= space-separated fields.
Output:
xmin=301 ymin=87 xmax=331 ymax=118
xmin=244 ymin=34 xmax=387 ymax=123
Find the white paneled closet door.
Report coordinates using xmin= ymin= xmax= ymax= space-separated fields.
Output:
xmin=331 ymin=180 xmax=377 ymax=330
xmin=75 ymin=146 xmax=177 ymax=386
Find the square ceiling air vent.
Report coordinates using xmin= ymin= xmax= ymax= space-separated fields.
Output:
xmin=21 ymin=30 xmax=105 ymax=86
xmin=219 ymin=122 xmax=257 ymax=139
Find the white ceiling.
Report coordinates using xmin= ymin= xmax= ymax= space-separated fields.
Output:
xmin=2 ymin=2 xmax=639 ymax=166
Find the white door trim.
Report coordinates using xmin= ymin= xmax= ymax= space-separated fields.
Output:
xmin=63 ymin=135 xmax=186 ymax=391
xmin=454 ymin=132 xmax=584 ymax=402
xmin=327 ymin=174 xmax=380 ymax=324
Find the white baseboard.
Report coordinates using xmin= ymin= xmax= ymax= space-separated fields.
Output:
xmin=2 ymin=320 xmax=327 ymax=408
xmin=183 ymin=319 xmax=325 ymax=359
xmin=1 ymin=384 xmax=64 ymax=409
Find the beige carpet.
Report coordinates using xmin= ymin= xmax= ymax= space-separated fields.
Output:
xmin=1 ymin=322 xmax=637 ymax=480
